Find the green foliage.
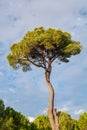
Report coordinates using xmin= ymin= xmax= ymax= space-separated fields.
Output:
xmin=33 ymin=112 xmax=81 ymax=130
xmin=0 ymin=100 xmax=5 ymax=129
xmin=2 ymin=117 xmax=15 ymax=130
xmin=5 ymin=107 xmax=31 ymax=130
xmin=59 ymin=112 xmax=79 ymax=130
xmin=34 ymin=115 xmax=51 ymax=130
xmin=7 ymin=27 xmax=82 ymax=71
xmin=0 ymin=99 xmax=5 ymax=116
xmin=78 ymin=112 xmax=87 ymax=130
xmin=30 ymin=122 xmax=37 ymax=130
xmin=0 ymin=99 xmax=31 ymax=130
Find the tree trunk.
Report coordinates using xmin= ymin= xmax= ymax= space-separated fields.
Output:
xmin=45 ymin=69 xmax=60 ymax=130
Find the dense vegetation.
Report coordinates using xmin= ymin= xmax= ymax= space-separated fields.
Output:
xmin=0 ymin=99 xmax=87 ymax=130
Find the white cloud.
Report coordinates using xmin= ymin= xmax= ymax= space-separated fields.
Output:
xmin=59 ymin=106 xmax=70 ymax=112
xmin=58 ymin=102 xmax=73 ymax=113
xmin=74 ymin=109 xmax=85 ymax=115
xmin=28 ymin=116 xmax=35 ymax=122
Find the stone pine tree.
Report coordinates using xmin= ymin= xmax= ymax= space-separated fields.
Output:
xmin=7 ymin=27 xmax=82 ymax=130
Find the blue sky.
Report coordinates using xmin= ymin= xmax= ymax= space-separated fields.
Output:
xmin=0 ymin=0 xmax=87 ymax=119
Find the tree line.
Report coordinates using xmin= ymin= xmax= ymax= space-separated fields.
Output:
xmin=0 ymin=99 xmax=87 ymax=130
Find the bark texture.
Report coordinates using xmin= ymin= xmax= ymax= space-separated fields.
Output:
xmin=45 ymin=63 xmax=59 ymax=130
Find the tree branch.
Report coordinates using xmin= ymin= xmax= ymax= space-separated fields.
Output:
xmin=19 ymin=57 xmax=45 ymax=69
xmin=51 ymin=53 xmax=59 ymax=63
xmin=27 ymin=57 xmax=45 ymax=69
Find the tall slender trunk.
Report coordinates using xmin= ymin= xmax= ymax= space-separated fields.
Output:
xmin=45 ymin=65 xmax=59 ymax=130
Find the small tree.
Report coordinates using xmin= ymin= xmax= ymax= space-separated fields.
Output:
xmin=7 ymin=27 xmax=82 ymax=130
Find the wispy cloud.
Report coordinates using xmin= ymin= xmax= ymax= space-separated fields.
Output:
xmin=74 ymin=109 xmax=85 ymax=115
xmin=8 ymin=88 xmax=16 ymax=93
xmin=59 ymin=106 xmax=70 ymax=112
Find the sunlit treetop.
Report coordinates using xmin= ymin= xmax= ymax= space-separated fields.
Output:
xmin=7 ymin=27 xmax=82 ymax=71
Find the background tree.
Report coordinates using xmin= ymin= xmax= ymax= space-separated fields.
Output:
xmin=58 ymin=112 xmax=80 ymax=130
xmin=34 ymin=115 xmax=51 ymax=130
xmin=34 ymin=113 xmax=80 ymax=130
xmin=0 ymin=99 xmax=31 ymax=130
xmin=78 ymin=112 xmax=87 ymax=130
xmin=5 ymin=107 xmax=31 ymax=130
xmin=7 ymin=27 xmax=82 ymax=130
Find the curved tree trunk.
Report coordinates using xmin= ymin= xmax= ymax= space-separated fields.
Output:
xmin=45 ymin=68 xmax=59 ymax=130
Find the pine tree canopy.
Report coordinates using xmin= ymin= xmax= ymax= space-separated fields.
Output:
xmin=7 ymin=27 xmax=82 ymax=71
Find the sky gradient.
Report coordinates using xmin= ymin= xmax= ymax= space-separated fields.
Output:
xmin=0 ymin=0 xmax=87 ymax=119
